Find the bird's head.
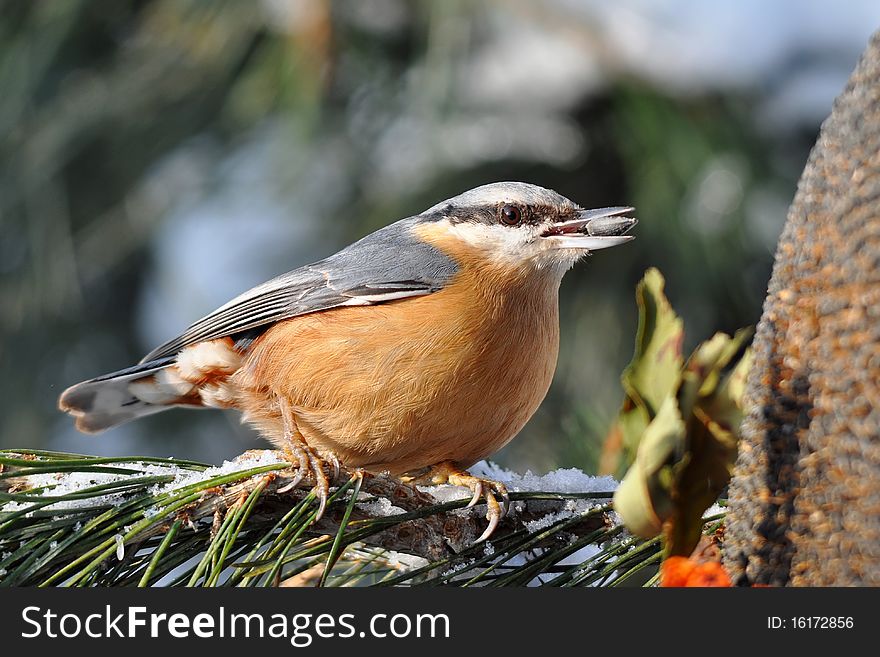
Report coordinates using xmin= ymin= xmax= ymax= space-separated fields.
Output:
xmin=415 ymin=182 xmax=636 ymax=276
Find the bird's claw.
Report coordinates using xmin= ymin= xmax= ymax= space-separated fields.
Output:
xmin=446 ymin=472 xmax=509 ymax=543
xmin=466 ymin=482 xmax=483 ymax=508
xmin=278 ymin=442 xmax=337 ymax=521
xmin=404 ymin=462 xmax=511 ymax=543
xmin=327 ymin=452 xmax=341 ymax=482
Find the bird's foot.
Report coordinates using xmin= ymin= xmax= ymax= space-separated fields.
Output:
xmin=405 ymin=461 xmax=510 ymax=542
xmin=277 ymin=442 xmax=340 ymax=520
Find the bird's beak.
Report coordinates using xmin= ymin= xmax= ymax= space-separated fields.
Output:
xmin=541 ymin=207 xmax=637 ymax=250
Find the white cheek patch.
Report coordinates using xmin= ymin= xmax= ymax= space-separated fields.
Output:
xmin=442 ymin=220 xmax=541 ymax=266
xmin=177 ymin=340 xmax=243 ymax=382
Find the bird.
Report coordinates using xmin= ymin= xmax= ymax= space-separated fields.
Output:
xmin=59 ymin=182 xmax=636 ymax=541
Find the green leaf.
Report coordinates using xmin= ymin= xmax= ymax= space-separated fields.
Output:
xmin=613 ymin=396 xmax=686 ymax=538
xmin=679 ymin=328 xmax=753 ymax=414
xmin=698 ymin=342 xmax=753 ymax=434
xmin=626 ymin=268 xmax=686 ymax=414
xmin=664 ymin=334 xmax=752 ymax=556
xmin=606 ymin=268 xmax=685 ymax=474
xmin=607 ymin=270 xmax=752 ymax=556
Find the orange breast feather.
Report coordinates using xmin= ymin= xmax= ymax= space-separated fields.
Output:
xmin=232 ymin=227 xmax=561 ymax=474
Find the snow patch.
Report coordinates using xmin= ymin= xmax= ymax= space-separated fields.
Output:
xmin=418 ymin=461 xmax=618 ymax=534
xmin=1 ymin=451 xmax=287 ymax=516
xmin=470 ymin=461 xmax=619 ymax=494
xmin=148 ymin=451 xmax=286 ymax=496
xmin=385 ymin=551 xmax=429 ymax=570
xmin=356 ymin=497 xmax=406 ymax=518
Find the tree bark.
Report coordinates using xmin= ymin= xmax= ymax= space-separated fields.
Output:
xmin=724 ymin=30 xmax=880 ymax=586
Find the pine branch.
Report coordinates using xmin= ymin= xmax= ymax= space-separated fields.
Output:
xmin=97 ymin=452 xmax=613 ymax=560
xmin=1 ymin=449 xmax=634 ymax=587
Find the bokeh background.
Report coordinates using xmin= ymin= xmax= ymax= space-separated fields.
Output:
xmin=3 ymin=0 xmax=878 ymax=473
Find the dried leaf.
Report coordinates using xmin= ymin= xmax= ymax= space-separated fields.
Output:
xmin=608 ymin=270 xmax=753 ymax=555
xmin=603 ymin=268 xmax=685 ymax=474
xmin=624 ymin=268 xmax=685 ymax=416
xmin=613 ymin=396 xmax=685 ymax=538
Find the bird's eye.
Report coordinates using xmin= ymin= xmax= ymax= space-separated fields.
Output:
xmin=499 ymin=204 xmax=522 ymax=226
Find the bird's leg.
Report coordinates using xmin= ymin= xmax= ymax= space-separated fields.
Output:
xmin=276 ymin=399 xmax=334 ymax=520
xmin=403 ymin=461 xmax=510 ymax=542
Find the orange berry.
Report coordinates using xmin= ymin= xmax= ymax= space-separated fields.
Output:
xmin=685 ymin=561 xmax=731 ymax=587
xmin=660 ymin=556 xmax=697 ymax=587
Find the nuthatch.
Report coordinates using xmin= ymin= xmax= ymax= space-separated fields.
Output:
xmin=60 ymin=182 xmax=636 ymax=540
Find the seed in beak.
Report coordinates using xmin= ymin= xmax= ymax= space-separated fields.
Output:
xmin=542 ymin=207 xmax=637 ymax=238
xmin=582 ymin=215 xmax=638 ymax=237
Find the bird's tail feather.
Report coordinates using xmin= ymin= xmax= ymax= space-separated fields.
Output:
xmin=58 ymin=357 xmax=199 ymax=433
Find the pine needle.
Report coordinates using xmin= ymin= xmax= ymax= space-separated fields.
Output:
xmin=0 ymin=448 xmax=725 ymax=587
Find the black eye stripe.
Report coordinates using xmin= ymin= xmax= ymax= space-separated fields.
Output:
xmin=439 ymin=203 xmax=576 ymax=225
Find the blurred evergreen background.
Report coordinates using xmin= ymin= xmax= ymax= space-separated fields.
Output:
xmin=2 ymin=0 xmax=878 ymax=472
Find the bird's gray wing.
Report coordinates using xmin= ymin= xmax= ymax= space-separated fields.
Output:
xmin=140 ymin=218 xmax=458 ymax=362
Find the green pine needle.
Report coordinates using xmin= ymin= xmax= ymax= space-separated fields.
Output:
xmin=0 ymin=448 xmax=725 ymax=587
